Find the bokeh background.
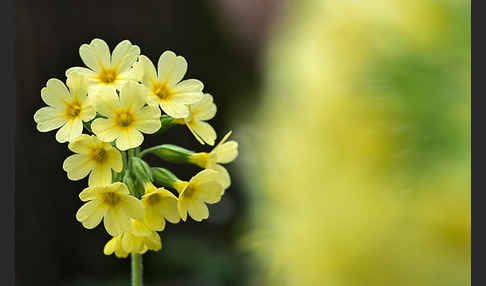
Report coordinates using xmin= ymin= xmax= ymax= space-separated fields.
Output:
xmin=16 ymin=0 xmax=470 ymax=286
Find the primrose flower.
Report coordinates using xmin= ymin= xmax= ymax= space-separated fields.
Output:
xmin=189 ymin=131 xmax=239 ymax=189
xmin=76 ymin=182 xmax=144 ymax=236
xmin=63 ymin=134 xmax=123 ymax=186
xmin=91 ymin=81 xmax=161 ymax=150
xmin=174 ymin=93 xmax=217 ymax=145
xmin=66 ymin=39 xmax=140 ymax=106
xmin=34 ymin=75 xmax=95 ymax=143
xmin=174 ymin=169 xmax=225 ymax=222
xmin=132 ymin=51 xmax=203 ymax=118
xmin=141 ymin=183 xmax=180 ymax=231
xmin=122 ymin=219 xmax=162 ymax=254
xmin=103 ymin=234 xmax=129 ymax=258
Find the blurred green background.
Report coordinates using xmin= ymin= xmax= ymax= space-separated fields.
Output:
xmin=16 ymin=0 xmax=470 ymax=286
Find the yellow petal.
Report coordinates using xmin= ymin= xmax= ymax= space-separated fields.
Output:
xmin=215 ymin=141 xmax=239 ymax=164
xmin=65 ymin=67 xmax=97 ymax=79
xmin=76 ymin=200 xmax=99 ymax=221
xmin=133 ymin=106 xmax=161 ymax=134
xmin=88 ymin=164 xmax=112 ymax=187
xmin=93 ymin=87 xmax=119 ymax=117
xmin=55 ymin=119 xmax=83 ymax=143
xmin=122 ymin=196 xmax=145 ymax=220
xmin=172 ymin=79 xmax=204 ymax=96
xmin=103 ymin=236 xmax=118 ymax=255
xmin=177 ymin=199 xmax=188 ymax=222
xmin=91 ymin=118 xmax=118 ymax=143
xmin=186 ymin=200 xmax=209 ymax=222
xmin=79 ymin=186 xmax=98 ymax=201
xmin=63 ymin=153 xmax=95 ymax=181
xmin=145 ymin=232 xmax=162 ymax=251
xmin=34 ymin=107 xmax=66 ymax=132
xmin=210 ymin=164 xmax=231 ymax=190
xmin=190 ymin=93 xmax=217 ymax=121
xmin=111 ymin=40 xmax=140 ymax=73
xmin=116 ymin=129 xmax=144 ymax=151
xmin=157 ymin=51 xmax=188 ymax=86
xmin=160 ymin=100 xmax=189 ymax=119
xmin=194 ymin=180 xmax=225 ymax=204
xmin=41 ymin=78 xmax=71 ymax=108
xmin=68 ymin=134 xmax=95 ymax=154
xmin=188 ymin=120 xmax=216 ymax=146
xmin=119 ymin=82 xmax=146 ymax=111
xmin=81 ymin=205 xmax=107 ymax=229
xmin=106 ymin=147 xmax=123 ymax=172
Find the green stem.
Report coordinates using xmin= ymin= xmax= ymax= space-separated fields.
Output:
xmin=128 ymin=149 xmax=144 ymax=285
xmin=131 ymin=253 xmax=143 ymax=286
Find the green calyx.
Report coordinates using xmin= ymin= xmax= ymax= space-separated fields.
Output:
xmin=152 ymin=167 xmax=180 ymax=189
xmin=139 ymin=144 xmax=194 ymax=163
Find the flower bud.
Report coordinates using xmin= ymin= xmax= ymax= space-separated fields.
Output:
xmin=141 ymin=144 xmax=194 ymax=163
xmin=152 ymin=167 xmax=180 ymax=189
xmin=130 ymin=157 xmax=153 ymax=185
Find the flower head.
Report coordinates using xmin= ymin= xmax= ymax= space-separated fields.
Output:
xmin=76 ymin=182 xmax=144 ymax=236
xmin=174 ymin=169 xmax=225 ymax=222
xmin=34 ymin=75 xmax=95 ymax=143
xmin=63 ymin=134 xmax=123 ymax=186
xmin=91 ymin=81 xmax=161 ymax=150
xmin=66 ymin=39 xmax=140 ymax=106
xmin=133 ymin=51 xmax=203 ymax=118
xmin=175 ymin=93 xmax=217 ymax=145
xmin=141 ymin=183 xmax=180 ymax=231
xmin=189 ymin=131 xmax=239 ymax=189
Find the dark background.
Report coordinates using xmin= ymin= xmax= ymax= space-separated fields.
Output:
xmin=16 ymin=1 xmax=283 ymax=285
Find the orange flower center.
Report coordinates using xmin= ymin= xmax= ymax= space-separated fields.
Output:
xmin=153 ymin=83 xmax=172 ymax=100
xmin=102 ymin=192 xmax=121 ymax=206
xmin=66 ymin=102 xmax=82 ymax=119
xmin=115 ymin=112 xmax=134 ymax=127
xmin=99 ymin=69 xmax=117 ymax=84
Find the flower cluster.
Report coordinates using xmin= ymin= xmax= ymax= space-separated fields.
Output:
xmin=34 ymin=39 xmax=239 ymax=258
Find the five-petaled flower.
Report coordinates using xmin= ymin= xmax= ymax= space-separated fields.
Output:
xmin=133 ymin=51 xmax=203 ymax=118
xmin=174 ymin=169 xmax=225 ymax=222
xmin=91 ymin=81 xmax=161 ymax=150
xmin=63 ymin=134 xmax=123 ymax=186
xmin=189 ymin=131 xmax=239 ymax=189
xmin=141 ymin=183 xmax=180 ymax=231
xmin=175 ymin=93 xmax=217 ymax=145
xmin=66 ymin=39 xmax=140 ymax=107
xmin=34 ymin=74 xmax=95 ymax=143
xmin=76 ymin=182 xmax=144 ymax=236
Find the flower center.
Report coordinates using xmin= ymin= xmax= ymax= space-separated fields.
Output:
xmin=102 ymin=192 xmax=121 ymax=206
xmin=66 ymin=103 xmax=82 ymax=119
xmin=183 ymin=185 xmax=195 ymax=199
xmin=147 ymin=193 xmax=161 ymax=205
xmin=99 ymin=69 xmax=117 ymax=84
xmin=153 ymin=83 xmax=172 ymax=100
xmin=116 ymin=112 xmax=134 ymax=127
xmin=92 ymin=148 xmax=107 ymax=163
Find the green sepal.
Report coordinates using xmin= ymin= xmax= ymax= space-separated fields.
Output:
xmin=130 ymin=157 xmax=153 ymax=185
xmin=158 ymin=115 xmax=177 ymax=134
xmin=122 ymin=169 xmax=145 ymax=198
xmin=152 ymin=167 xmax=180 ymax=189
xmin=139 ymin=144 xmax=194 ymax=163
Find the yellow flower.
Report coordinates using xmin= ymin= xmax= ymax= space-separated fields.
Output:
xmin=34 ymin=75 xmax=95 ymax=143
xmin=66 ymin=39 xmax=140 ymax=106
xmin=174 ymin=169 xmax=225 ymax=222
xmin=141 ymin=183 xmax=180 ymax=231
xmin=103 ymin=219 xmax=162 ymax=258
xmin=76 ymin=182 xmax=144 ymax=236
xmin=132 ymin=51 xmax=203 ymax=118
xmin=91 ymin=81 xmax=161 ymax=151
xmin=122 ymin=219 xmax=162 ymax=254
xmin=103 ymin=234 xmax=129 ymax=258
xmin=189 ymin=131 xmax=239 ymax=189
xmin=63 ymin=134 xmax=123 ymax=186
xmin=174 ymin=93 xmax=217 ymax=145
